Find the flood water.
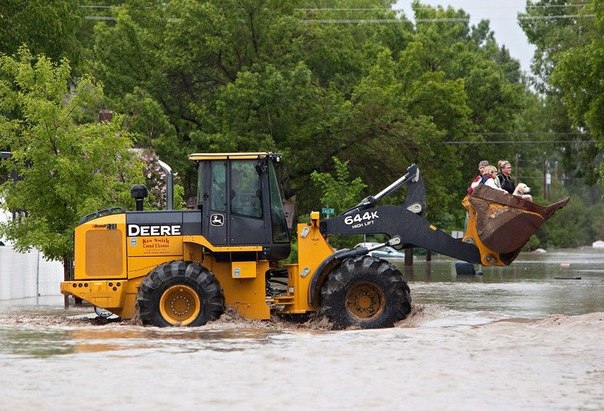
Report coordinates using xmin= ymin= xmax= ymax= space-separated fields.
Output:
xmin=399 ymin=247 xmax=604 ymax=321
xmin=1 ymin=248 xmax=603 ymax=410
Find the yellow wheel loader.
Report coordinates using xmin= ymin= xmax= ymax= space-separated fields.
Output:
xmin=61 ymin=152 xmax=569 ymax=329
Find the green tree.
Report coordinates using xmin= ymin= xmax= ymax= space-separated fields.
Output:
xmin=519 ymin=0 xmax=600 ymax=185
xmin=0 ymin=48 xmax=141 ymax=276
xmin=392 ymin=3 xmax=529 ymax=222
xmin=0 ymin=0 xmax=85 ymax=71
xmin=311 ymin=156 xmax=367 ymax=248
xmin=85 ymin=0 xmax=532 ymax=232
xmin=550 ymin=2 xmax=604 ymax=138
xmin=311 ymin=157 xmax=367 ymax=215
xmin=519 ymin=0 xmax=590 ymax=87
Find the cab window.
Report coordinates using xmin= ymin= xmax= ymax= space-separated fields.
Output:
xmin=230 ymin=161 xmax=262 ymax=218
xmin=210 ymin=161 xmax=227 ymax=212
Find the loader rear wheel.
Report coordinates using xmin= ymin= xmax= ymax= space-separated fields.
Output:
xmin=320 ymin=256 xmax=411 ymax=329
xmin=136 ymin=261 xmax=224 ymax=327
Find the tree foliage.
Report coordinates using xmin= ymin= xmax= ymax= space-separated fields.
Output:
xmin=1 ymin=0 xmax=598 ymax=251
xmin=0 ymin=48 xmax=141 ymax=267
xmin=311 ymin=157 xmax=367 ymax=215
xmin=310 ymin=156 xmax=367 ymax=249
xmin=0 ymin=0 xmax=84 ymax=71
xmin=84 ymin=0 xmax=533 ymax=228
xmin=549 ymin=1 xmax=604 ymax=139
xmin=519 ymin=0 xmax=601 ymax=185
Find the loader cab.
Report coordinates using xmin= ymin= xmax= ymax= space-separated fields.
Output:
xmin=190 ymin=152 xmax=291 ymax=260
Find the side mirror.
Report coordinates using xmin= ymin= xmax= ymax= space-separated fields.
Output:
xmin=255 ymin=159 xmax=267 ymax=174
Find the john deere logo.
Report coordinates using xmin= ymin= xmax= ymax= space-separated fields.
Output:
xmin=127 ymin=224 xmax=182 ymax=237
xmin=211 ymin=214 xmax=224 ymax=226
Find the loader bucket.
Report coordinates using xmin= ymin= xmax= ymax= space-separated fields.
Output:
xmin=462 ymin=185 xmax=570 ymax=266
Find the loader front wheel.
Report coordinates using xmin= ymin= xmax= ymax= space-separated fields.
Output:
xmin=137 ymin=261 xmax=224 ymax=327
xmin=320 ymin=256 xmax=411 ymax=329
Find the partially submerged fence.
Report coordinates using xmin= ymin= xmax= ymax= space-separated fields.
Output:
xmin=0 ymin=245 xmax=63 ymax=300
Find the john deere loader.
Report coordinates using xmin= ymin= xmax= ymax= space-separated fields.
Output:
xmin=61 ymin=152 xmax=569 ymax=329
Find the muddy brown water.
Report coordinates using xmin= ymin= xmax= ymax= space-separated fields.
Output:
xmin=1 ymin=248 xmax=603 ymax=410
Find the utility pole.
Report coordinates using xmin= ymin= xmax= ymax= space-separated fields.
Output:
xmin=543 ymin=155 xmax=550 ymax=200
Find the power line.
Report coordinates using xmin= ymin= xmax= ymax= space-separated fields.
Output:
xmin=518 ymin=14 xmax=595 ymax=20
xmin=473 ymin=132 xmax=589 ymax=136
xmin=296 ymin=7 xmax=595 ymax=22
xmin=296 ymin=8 xmax=393 ymax=12
xmin=526 ymin=4 xmax=588 ymax=9
xmin=300 ymin=15 xmax=594 ymax=24
xmin=300 ymin=18 xmax=469 ymax=24
xmin=442 ymin=140 xmax=592 ymax=145
xmin=301 ymin=19 xmax=401 ymax=24
xmin=85 ymin=16 xmax=115 ymax=21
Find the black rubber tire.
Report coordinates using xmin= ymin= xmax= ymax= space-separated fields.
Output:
xmin=136 ymin=261 xmax=224 ymax=327
xmin=320 ymin=256 xmax=412 ymax=329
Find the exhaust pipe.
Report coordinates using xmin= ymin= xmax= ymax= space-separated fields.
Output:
xmin=157 ymin=160 xmax=174 ymax=210
xmin=130 ymin=185 xmax=148 ymax=211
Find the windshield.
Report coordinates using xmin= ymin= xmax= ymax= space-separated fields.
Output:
xmin=267 ymin=159 xmax=289 ymax=243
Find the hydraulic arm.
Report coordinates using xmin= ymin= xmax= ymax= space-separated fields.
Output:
xmin=320 ymin=164 xmax=569 ymax=266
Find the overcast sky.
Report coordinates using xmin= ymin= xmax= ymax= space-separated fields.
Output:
xmin=394 ymin=0 xmax=535 ymax=73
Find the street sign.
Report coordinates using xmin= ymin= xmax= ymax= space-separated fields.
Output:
xmin=322 ymin=207 xmax=335 ymax=215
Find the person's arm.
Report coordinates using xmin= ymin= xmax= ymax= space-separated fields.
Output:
xmin=470 ymin=175 xmax=481 ymax=189
xmin=485 ymin=178 xmax=507 ymax=192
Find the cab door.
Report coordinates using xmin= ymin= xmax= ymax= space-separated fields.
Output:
xmin=201 ymin=160 xmax=228 ymax=245
xmin=228 ymin=160 xmax=267 ymax=245
xmin=200 ymin=158 xmax=268 ymax=246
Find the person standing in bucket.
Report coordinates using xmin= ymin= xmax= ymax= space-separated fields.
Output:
xmin=482 ymin=165 xmax=507 ymax=192
xmin=468 ymin=160 xmax=490 ymax=195
xmin=497 ymin=160 xmax=515 ymax=194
